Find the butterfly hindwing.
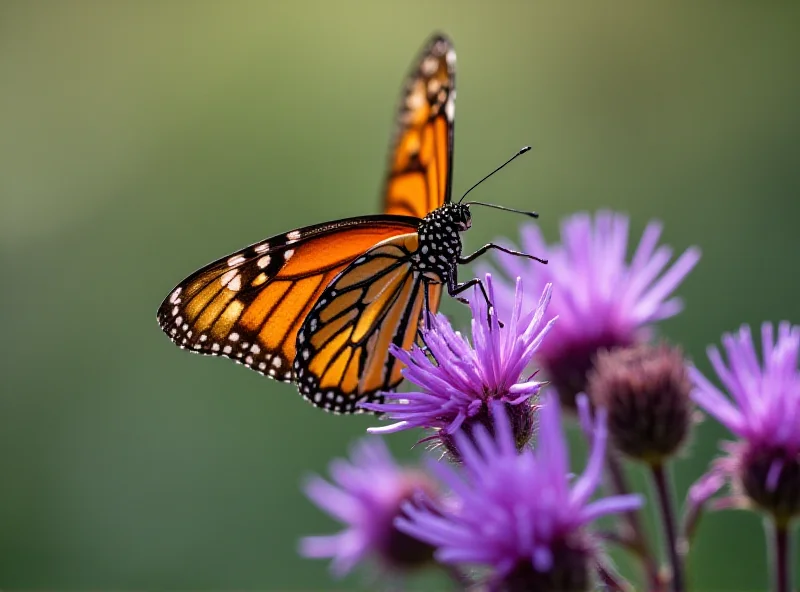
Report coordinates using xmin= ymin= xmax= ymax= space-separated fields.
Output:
xmin=293 ymin=233 xmax=439 ymax=413
xmin=157 ymin=216 xmax=419 ymax=383
xmin=158 ymin=34 xmax=464 ymax=414
xmin=382 ymin=33 xmax=456 ymax=219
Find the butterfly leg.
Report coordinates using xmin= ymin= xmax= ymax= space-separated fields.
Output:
xmin=415 ymin=284 xmax=432 ymax=352
xmin=447 ymin=275 xmax=502 ymax=327
xmin=415 ymin=280 xmax=441 ymax=359
xmin=458 ymin=243 xmax=547 ymax=265
xmin=447 ymin=276 xmax=488 ymax=306
xmin=422 ymin=280 xmax=433 ymax=331
xmin=447 ymin=271 xmax=505 ymax=328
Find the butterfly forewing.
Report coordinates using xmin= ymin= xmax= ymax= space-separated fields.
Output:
xmin=382 ymin=33 xmax=456 ymax=219
xmin=158 ymin=33 xmax=461 ymax=414
xmin=157 ymin=216 xmax=419 ymax=382
xmin=293 ymin=233 xmax=438 ymax=413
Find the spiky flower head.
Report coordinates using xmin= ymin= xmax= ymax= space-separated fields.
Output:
xmin=396 ymin=397 xmax=643 ymax=591
xmin=481 ymin=211 xmax=700 ymax=410
xmin=299 ymin=437 xmax=437 ymax=578
xmin=588 ymin=342 xmax=694 ymax=464
xmin=691 ymin=322 xmax=800 ymax=525
xmin=362 ymin=275 xmax=556 ymax=458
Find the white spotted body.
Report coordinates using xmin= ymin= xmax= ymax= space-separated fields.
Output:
xmin=413 ymin=202 xmax=471 ymax=285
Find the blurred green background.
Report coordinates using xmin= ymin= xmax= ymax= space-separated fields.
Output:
xmin=2 ymin=1 xmax=799 ymax=589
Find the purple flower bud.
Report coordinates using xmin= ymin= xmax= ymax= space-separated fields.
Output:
xmin=362 ymin=275 xmax=556 ymax=458
xmin=691 ymin=322 xmax=800 ymax=524
xmin=396 ymin=397 xmax=643 ymax=591
xmin=299 ymin=437 xmax=437 ymax=577
xmin=480 ymin=211 xmax=700 ymax=410
xmin=588 ymin=343 xmax=693 ymax=464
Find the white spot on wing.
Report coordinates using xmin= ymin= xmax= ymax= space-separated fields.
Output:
xmin=254 ymin=243 xmax=270 ymax=253
xmin=286 ymin=230 xmax=301 ymax=244
xmin=445 ymin=92 xmax=455 ymax=121
xmin=283 ymin=249 xmax=295 ymax=261
xmin=228 ymin=275 xmax=242 ymax=292
xmin=407 ymin=89 xmax=425 ymax=110
xmin=220 ymin=269 xmax=238 ymax=287
xmin=421 ymin=55 xmax=438 ymax=75
xmin=257 ymin=255 xmax=271 ymax=269
xmin=228 ymin=255 xmax=246 ymax=267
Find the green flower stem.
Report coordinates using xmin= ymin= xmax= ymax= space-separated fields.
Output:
xmin=766 ymin=518 xmax=791 ymax=592
xmin=606 ymin=453 xmax=662 ymax=591
xmin=651 ymin=463 xmax=684 ymax=592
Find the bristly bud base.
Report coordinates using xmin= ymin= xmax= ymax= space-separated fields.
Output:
xmin=493 ymin=538 xmax=591 ymax=592
xmin=438 ymin=401 xmax=536 ymax=461
xmin=738 ymin=443 xmax=800 ymax=526
xmin=588 ymin=343 xmax=692 ymax=464
xmin=541 ymin=332 xmax=634 ymax=412
xmin=378 ymin=476 xmax=438 ymax=571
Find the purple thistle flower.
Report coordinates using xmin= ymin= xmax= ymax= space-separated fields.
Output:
xmin=396 ymin=397 xmax=643 ymax=591
xmin=480 ymin=211 xmax=700 ymax=409
xmin=361 ymin=275 xmax=556 ymax=453
xmin=690 ymin=322 xmax=800 ymax=523
xmin=299 ymin=437 xmax=437 ymax=578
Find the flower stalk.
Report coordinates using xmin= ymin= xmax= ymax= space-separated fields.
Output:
xmin=651 ymin=463 xmax=685 ymax=592
xmin=766 ymin=518 xmax=791 ymax=592
xmin=606 ymin=453 xmax=663 ymax=591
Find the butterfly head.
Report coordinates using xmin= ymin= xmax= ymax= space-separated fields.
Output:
xmin=450 ymin=202 xmax=472 ymax=231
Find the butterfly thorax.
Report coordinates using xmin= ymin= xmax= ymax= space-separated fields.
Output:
xmin=413 ymin=203 xmax=471 ymax=281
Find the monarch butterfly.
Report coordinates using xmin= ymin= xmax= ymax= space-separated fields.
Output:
xmin=157 ymin=33 xmax=544 ymax=414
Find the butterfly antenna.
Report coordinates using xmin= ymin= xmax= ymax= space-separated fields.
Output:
xmin=465 ymin=201 xmax=539 ymax=218
xmin=458 ymin=145 xmax=532 ymax=204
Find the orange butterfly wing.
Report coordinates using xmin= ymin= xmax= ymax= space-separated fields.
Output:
xmin=293 ymin=233 xmax=439 ymax=413
xmin=157 ymin=216 xmax=419 ymax=383
xmin=382 ymin=33 xmax=456 ymax=219
xmin=158 ymin=35 xmax=457 ymax=412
